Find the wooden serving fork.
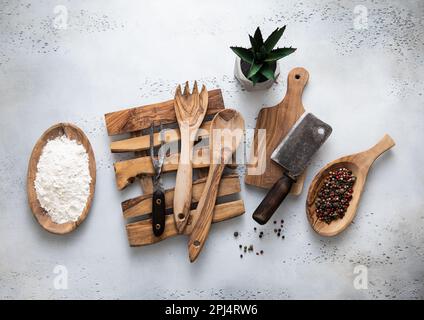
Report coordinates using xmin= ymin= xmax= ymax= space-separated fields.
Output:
xmin=173 ymin=82 xmax=208 ymax=233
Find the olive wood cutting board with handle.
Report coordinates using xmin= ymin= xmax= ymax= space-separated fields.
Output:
xmin=245 ymin=67 xmax=309 ymax=195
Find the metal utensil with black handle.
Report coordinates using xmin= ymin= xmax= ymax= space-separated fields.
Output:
xmin=150 ymin=122 xmax=166 ymax=236
xmin=252 ymin=113 xmax=332 ymax=225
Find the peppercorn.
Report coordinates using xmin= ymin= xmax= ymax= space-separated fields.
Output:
xmin=314 ymin=167 xmax=356 ymax=224
xmin=240 ymin=254 xmax=243 ymax=258
xmin=260 ymin=250 xmax=263 ymax=255
xmin=239 ymin=244 xmax=242 ymax=249
xmin=234 ymin=231 xmax=239 ymax=238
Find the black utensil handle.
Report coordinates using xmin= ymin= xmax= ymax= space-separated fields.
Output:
xmin=252 ymin=174 xmax=295 ymax=225
xmin=152 ymin=189 xmax=166 ymax=236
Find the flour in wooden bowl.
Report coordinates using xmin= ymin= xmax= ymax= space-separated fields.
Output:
xmin=34 ymin=136 xmax=92 ymax=224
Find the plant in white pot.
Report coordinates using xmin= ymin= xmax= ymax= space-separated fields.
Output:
xmin=231 ymin=26 xmax=296 ymax=91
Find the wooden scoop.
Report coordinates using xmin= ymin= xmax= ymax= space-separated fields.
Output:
xmin=188 ymin=109 xmax=245 ymax=262
xmin=173 ymin=82 xmax=208 ymax=233
xmin=27 ymin=123 xmax=96 ymax=234
xmin=306 ymin=134 xmax=395 ymax=237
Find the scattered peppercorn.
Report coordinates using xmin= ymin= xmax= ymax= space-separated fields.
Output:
xmin=314 ymin=167 xmax=356 ymax=224
xmin=234 ymin=231 xmax=239 ymax=238
xmin=254 ymin=227 xmax=257 ymax=231
xmin=240 ymin=254 xmax=243 ymax=258
xmin=239 ymin=244 xmax=242 ymax=249
xmin=273 ymin=221 xmax=277 ymax=224
xmin=260 ymin=250 xmax=264 ymax=255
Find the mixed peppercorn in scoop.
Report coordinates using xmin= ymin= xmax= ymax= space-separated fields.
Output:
xmin=314 ymin=167 xmax=356 ymax=224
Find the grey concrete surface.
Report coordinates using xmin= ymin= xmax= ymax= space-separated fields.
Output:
xmin=0 ymin=0 xmax=423 ymax=299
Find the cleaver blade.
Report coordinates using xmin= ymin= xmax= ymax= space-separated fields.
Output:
xmin=252 ymin=113 xmax=332 ymax=225
xmin=271 ymin=113 xmax=332 ymax=179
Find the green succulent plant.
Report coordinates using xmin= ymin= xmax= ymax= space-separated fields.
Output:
xmin=230 ymin=26 xmax=296 ymax=85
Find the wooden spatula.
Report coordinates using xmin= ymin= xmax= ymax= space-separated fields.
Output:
xmin=173 ymin=82 xmax=208 ymax=233
xmin=188 ymin=109 xmax=245 ymax=262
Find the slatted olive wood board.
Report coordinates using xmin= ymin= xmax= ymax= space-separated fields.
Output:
xmin=104 ymin=89 xmax=245 ymax=246
xmin=245 ymin=68 xmax=309 ymax=195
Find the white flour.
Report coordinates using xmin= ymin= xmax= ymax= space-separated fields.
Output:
xmin=34 ymin=136 xmax=92 ymax=224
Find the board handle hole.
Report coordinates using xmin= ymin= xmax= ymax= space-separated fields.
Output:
xmin=295 ymin=74 xmax=301 ymax=79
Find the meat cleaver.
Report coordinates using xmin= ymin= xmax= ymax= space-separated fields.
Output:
xmin=252 ymin=113 xmax=332 ymax=225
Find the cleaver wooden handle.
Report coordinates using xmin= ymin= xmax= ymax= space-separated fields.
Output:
xmin=252 ymin=173 xmax=295 ymax=225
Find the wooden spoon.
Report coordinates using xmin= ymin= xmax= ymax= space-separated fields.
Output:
xmin=306 ymin=134 xmax=395 ymax=237
xmin=188 ymin=109 xmax=245 ymax=262
xmin=173 ymin=82 xmax=208 ymax=233
xmin=27 ymin=123 xmax=96 ymax=235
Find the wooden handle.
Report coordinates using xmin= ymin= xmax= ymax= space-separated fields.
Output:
xmin=152 ymin=189 xmax=166 ymax=236
xmin=284 ymin=67 xmax=309 ymax=106
xmin=364 ymin=134 xmax=395 ymax=164
xmin=252 ymin=174 xmax=294 ymax=225
xmin=188 ymin=164 xmax=225 ymax=262
xmin=173 ymin=126 xmax=194 ymax=233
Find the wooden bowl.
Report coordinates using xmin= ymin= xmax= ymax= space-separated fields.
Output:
xmin=27 ymin=123 xmax=96 ymax=234
xmin=306 ymin=134 xmax=395 ymax=237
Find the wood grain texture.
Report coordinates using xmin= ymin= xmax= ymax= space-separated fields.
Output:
xmin=110 ymin=121 xmax=211 ymax=153
xmin=122 ymin=174 xmax=241 ymax=218
xmin=114 ymin=147 xmax=211 ymax=190
xmin=306 ymin=134 xmax=395 ymax=237
xmin=27 ymin=123 xmax=96 ymax=235
xmin=245 ymin=67 xmax=309 ymax=195
xmin=132 ymin=130 xmax=154 ymax=194
xmin=173 ymin=83 xmax=209 ymax=233
xmin=188 ymin=109 xmax=245 ymax=262
xmin=126 ymin=200 xmax=245 ymax=246
xmin=104 ymin=89 xmax=224 ymax=136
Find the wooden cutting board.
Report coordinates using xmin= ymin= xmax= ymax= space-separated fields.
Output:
xmin=245 ymin=67 xmax=309 ymax=195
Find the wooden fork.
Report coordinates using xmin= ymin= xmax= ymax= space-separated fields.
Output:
xmin=173 ymin=82 xmax=208 ymax=233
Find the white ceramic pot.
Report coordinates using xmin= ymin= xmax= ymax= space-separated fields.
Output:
xmin=233 ymin=56 xmax=280 ymax=91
